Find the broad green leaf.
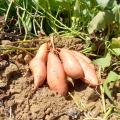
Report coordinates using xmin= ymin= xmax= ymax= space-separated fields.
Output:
xmin=112 ymin=48 xmax=120 ymax=56
xmin=96 ymin=0 xmax=116 ymax=9
xmin=111 ymin=37 xmax=120 ymax=56
xmin=93 ymin=52 xmax=111 ymax=69
xmin=113 ymin=5 xmax=120 ymax=27
xmin=112 ymin=4 xmax=120 ymax=15
xmin=88 ymin=11 xmax=114 ymax=34
xmin=103 ymin=71 xmax=120 ymax=100
xmin=111 ymin=37 xmax=120 ymax=48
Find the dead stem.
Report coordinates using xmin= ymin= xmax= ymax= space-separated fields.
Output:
xmin=103 ymin=107 xmax=113 ymax=120
xmin=98 ymin=67 xmax=106 ymax=113
xmin=9 ymin=106 xmax=12 ymax=119
xmin=68 ymin=92 xmax=81 ymax=110
xmin=11 ymin=38 xmax=49 ymax=44
xmin=50 ymin=35 xmax=55 ymax=51
xmin=0 ymin=45 xmax=36 ymax=57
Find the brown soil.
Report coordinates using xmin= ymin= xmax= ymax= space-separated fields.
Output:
xmin=0 ymin=36 xmax=120 ymax=120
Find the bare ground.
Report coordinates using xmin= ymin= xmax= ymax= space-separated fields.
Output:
xmin=0 ymin=36 xmax=120 ymax=120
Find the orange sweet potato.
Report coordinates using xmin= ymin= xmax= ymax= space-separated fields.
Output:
xmin=29 ymin=43 xmax=48 ymax=89
xmin=35 ymin=43 xmax=48 ymax=61
xmin=59 ymin=49 xmax=84 ymax=79
xmin=72 ymin=51 xmax=98 ymax=86
xmin=72 ymin=51 xmax=95 ymax=70
xmin=47 ymin=52 xmax=68 ymax=96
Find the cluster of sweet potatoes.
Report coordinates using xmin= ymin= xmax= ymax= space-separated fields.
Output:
xmin=29 ymin=39 xmax=99 ymax=96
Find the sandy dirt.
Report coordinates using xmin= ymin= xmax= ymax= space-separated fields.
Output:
xmin=0 ymin=36 xmax=120 ymax=120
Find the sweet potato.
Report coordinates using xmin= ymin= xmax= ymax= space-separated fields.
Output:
xmin=29 ymin=59 xmax=47 ymax=89
xmin=59 ymin=49 xmax=84 ymax=79
xmin=47 ymin=52 xmax=68 ymax=96
xmin=35 ymin=43 xmax=48 ymax=61
xmin=71 ymin=51 xmax=95 ymax=70
xmin=72 ymin=51 xmax=98 ymax=86
xmin=29 ymin=43 xmax=48 ymax=89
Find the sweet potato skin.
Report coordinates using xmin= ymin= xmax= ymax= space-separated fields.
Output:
xmin=29 ymin=58 xmax=47 ymax=89
xmin=47 ymin=52 xmax=68 ymax=96
xmin=29 ymin=43 xmax=48 ymax=89
xmin=59 ymin=49 xmax=84 ymax=79
xmin=36 ymin=43 xmax=48 ymax=61
xmin=72 ymin=51 xmax=98 ymax=86
xmin=72 ymin=51 xmax=95 ymax=70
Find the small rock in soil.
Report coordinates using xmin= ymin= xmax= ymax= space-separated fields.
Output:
xmin=24 ymin=54 xmax=32 ymax=64
xmin=17 ymin=54 xmax=25 ymax=64
xmin=45 ymin=114 xmax=54 ymax=120
xmin=0 ymin=79 xmax=7 ymax=88
xmin=45 ymin=108 xmax=52 ymax=115
xmin=1 ymin=40 xmax=12 ymax=45
xmin=117 ymin=93 xmax=120 ymax=102
xmin=30 ymin=104 xmax=40 ymax=113
xmin=59 ymin=115 xmax=69 ymax=120
xmin=0 ymin=101 xmax=4 ymax=107
xmin=66 ymin=107 xmax=80 ymax=120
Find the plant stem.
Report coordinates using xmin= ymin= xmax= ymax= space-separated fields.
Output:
xmin=5 ymin=0 xmax=13 ymax=21
xmin=50 ymin=35 xmax=55 ymax=51
xmin=100 ymin=85 xmax=106 ymax=113
xmin=68 ymin=92 xmax=81 ymax=109
xmin=16 ymin=7 xmax=27 ymax=40
xmin=0 ymin=45 xmax=36 ymax=56
xmin=103 ymin=107 xmax=113 ymax=120
xmin=98 ymin=67 xmax=106 ymax=113
xmin=33 ymin=1 xmax=88 ymax=40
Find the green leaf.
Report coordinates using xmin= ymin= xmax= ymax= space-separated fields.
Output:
xmin=112 ymin=48 xmax=120 ymax=56
xmin=96 ymin=0 xmax=116 ymax=9
xmin=93 ymin=52 xmax=111 ymax=69
xmin=103 ymin=71 xmax=120 ymax=100
xmin=111 ymin=37 xmax=120 ymax=56
xmin=88 ymin=11 xmax=114 ymax=34
xmin=111 ymin=37 xmax=120 ymax=48
xmin=112 ymin=5 xmax=120 ymax=32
